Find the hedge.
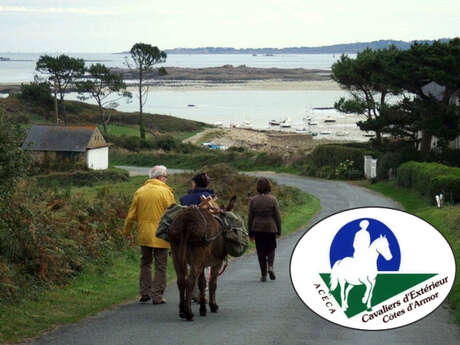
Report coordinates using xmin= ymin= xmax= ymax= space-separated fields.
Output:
xmin=33 ymin=169 xmax=129 ymax=188
xmin=397 ymin=162 xmax=460 ymax=203
xmin=297 ymin=145 xmax=377 ymax=179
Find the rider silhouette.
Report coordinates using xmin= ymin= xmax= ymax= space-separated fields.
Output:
xmin=353 ymin=220 xmax=371 ymax=259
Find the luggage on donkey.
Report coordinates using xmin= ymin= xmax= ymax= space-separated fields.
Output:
xmin=220 ymin=211 xmax=249 ymax=257
xmin=156 ymin=204 xmax=248 ymax=258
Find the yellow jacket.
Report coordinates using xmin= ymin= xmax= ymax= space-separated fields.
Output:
xmin=124 ymin=178 xmax=175 ymax=248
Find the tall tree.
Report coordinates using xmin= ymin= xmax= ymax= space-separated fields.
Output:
xmin=76 ymin=64 xmax=132 ymax=134
xmin=331 ymin=47 xmax=403 ymax=143
xmin=126 ymin=43 xmax=166 ymax=139
xmin=35 ymin=55 xmax=85 ymax=124
xmin=391 ymin=38 xmax=460 ymax=153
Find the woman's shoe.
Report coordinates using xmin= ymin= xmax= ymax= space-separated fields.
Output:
xmin=260 ymin=275 xmax=267 ymax=282
xmin=268 ymin=266 xmax=276 ymax=280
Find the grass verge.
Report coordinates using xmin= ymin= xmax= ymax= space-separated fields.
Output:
xmin=361 ymin=180 xmax=460 ymax=324
xmin=0 ymin=174 xmax=319 ymax=344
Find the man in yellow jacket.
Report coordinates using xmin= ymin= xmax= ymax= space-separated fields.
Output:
xmin=124 ymin=165 xmax=175 ymax=304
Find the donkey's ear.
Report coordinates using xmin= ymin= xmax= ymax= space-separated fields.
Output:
xmin=226 ymin=196 xmax=236 ymax=211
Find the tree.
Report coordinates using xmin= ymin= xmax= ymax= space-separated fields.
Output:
xmin=331 ymin=47 xmax=403 ymax=143
xmin=126 ymin=43 xmax=167 ymax=139
xmin=77 ymin=64 xmax=132 ymax=134
xmin=391 ymin=39 xmax=460 ymax=153
xmin=35 ymin=54 xmax=85 ymax=124
xmin=0 ymin=110 xmax=31 ymax=205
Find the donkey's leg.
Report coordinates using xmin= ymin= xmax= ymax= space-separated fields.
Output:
xmin=184 ymin=263 xmax=202 ymax=321
xmin=208 ymin=264 xmax=220 ymax=313
xmin=171 ymin=249 xmax=187 ymax=319
xmin=198 ymin=269 xmax=207 ymax=316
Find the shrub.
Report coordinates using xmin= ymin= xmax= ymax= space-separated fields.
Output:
xmin=33 ymin=169 xmax=129 ymax=188
xmin=19 ymin=80 xmax=53 ymax=109
xmin=431 ymin=175 xmax=460 ymax=204
xmin=397 ymin=161 xmax=460 ymax=202
xmin=299 ymin=145 xmax=376 ymax=179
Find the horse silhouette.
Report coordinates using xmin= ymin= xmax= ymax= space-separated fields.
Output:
xmin=330 ymin=235 xmax=392 ymax=311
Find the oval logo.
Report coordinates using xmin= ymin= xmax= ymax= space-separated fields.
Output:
xmin=290 ymin=207 xmax=456 ymax=330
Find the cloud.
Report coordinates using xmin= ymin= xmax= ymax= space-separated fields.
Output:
xmin=0 ymin=6 xmax=118 ymax=15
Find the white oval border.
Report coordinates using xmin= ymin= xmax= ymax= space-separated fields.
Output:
xmin=289 ymin=207 xmax=456 ymax=331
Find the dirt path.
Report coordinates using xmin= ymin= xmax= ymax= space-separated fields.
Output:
xmin=28 ymin=171 xmax=459 ymax=345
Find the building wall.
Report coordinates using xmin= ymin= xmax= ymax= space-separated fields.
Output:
xmin=86 ymin=147 xmax=108 ymax=170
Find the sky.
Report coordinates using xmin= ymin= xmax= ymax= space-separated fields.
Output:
xmin=0 ymin=0 xmax=459 ymax=52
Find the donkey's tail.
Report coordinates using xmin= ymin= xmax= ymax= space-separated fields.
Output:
xmin=329 ymin=261 xmax=340 ymax=291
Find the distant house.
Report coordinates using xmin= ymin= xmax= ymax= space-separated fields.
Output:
xmin=22 ymin=125 xmax=109 ymax=170
xmin=420 ymin=81 xmax=460 ymax=150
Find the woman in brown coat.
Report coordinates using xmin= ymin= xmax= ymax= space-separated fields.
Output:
xmin=248 ymin=177 xmax=282 ymax=282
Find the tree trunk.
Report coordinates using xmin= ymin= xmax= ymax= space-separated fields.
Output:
xmin=53 ymin=79 xmax=59 ymax=124
xmin=138 ymin=66 xmax=145 ymax=140
xmin=420 ymin=131 xmax=432 ymax=154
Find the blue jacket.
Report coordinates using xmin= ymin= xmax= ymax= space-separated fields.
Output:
xmin=180 ymin=188 xmax=215 ymax=206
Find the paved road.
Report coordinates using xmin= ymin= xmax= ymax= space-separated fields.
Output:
xmin=29 ymin=170 xmax=459 ymax=345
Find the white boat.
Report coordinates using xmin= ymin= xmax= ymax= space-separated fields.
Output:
xmin=363 ymin=132 xmax=376 ymax=138
xmin=269 ymin=120 xmax=280 ymax=126
xmin=213 ymin=122 xmax=224 ymax=127
xmin=308 ymin=121 xmax=318 ymax=126
xmin=280 ymin=119 xmax=291 ymax=128
xmin=237 ymin=121 xmax=252 ymax=129
xmin=324 ymin=117 xmax=336 ymax=123
xmin=319 ymin=130 xmax=332 ymax=135
xmin=295 ymin=127 xmax=309 ymax=133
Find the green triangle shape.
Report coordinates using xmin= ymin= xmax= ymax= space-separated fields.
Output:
xmin=319 ymin=273 xmax=437 ymax=318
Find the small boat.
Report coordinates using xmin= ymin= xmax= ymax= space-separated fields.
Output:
xmin=324 ymin=117 xmax=336 ymax=123
xmin=295 ymin=127 xmax=309 ymax=133
xmin=269 ymin=120 xmax=280 ymax=126
xmin=0 ymin=57 xmax=11 ymax=61
xmin=213 ymin=122 xmax=223 ymax=127
xmin=310 ymin=131 xmax=318 ymax=137
xmin=237 ymin=121 xmax=252 ymax=129
xmin=187 ymin=104 xmax=196 ymax=107
xmin=308 ymin=121 xmax=318 ymax=126
xmin=363 ymin=132 xmax=376 ymax=138
xmin=320 ymin=131 xmax=332 ymax=135
xmin=280 ymin=120 xmax=291 ymax=128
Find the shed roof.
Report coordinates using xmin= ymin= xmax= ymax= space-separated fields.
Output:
xmin=22 ymin=125 xmax=101 ymax=152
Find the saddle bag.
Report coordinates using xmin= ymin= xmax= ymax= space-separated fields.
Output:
xmin=221 ymin=211 xmax=249 ymax=257
xmin=156 ymin=204 xmax=186 ymax=241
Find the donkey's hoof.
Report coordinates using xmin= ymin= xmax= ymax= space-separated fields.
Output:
xmin=200 ymin=305 xmax=207 ymax=316
xmin=179 ymin=311 xmax=186 ymax=319
xmin=186 ymin=312 xmax=194 ymax=321
xmin=210 ymin=304 xmax=219 ymax=313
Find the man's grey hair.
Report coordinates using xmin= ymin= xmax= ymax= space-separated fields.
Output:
xmin=149 ymin=165 xmax=167 ymax=179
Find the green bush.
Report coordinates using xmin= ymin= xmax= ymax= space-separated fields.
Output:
xmin=397 ymin=161 xmax=460 ymax=202
xmin=33 ymin=169 xmax=129 ymax=188
xmin=431 ymin=175 xmax=460 ymax=203
xmin=19 ymin=81 xmax=53 ymax=109
xmin=299 ymin=145 xmax=375 ymax=179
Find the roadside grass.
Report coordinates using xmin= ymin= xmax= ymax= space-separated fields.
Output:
xmin=1 ymin=172 xmax=319 ymax=344
xmin=361 ymin=180 xmax=460 ymax=324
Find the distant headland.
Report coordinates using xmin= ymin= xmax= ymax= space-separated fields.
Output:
xmin=115 ymin=38 xmax=452 ymax=55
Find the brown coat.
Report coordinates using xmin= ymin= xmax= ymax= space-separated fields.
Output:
xmin=248 ymin=193 xmax=281 ymax=236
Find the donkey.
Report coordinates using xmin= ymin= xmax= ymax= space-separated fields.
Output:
xmin=168 ymin=196 xmax=236 ymax=321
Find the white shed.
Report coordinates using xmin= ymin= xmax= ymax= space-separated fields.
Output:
xmin=22 ymin=125 xmax=109 ymax=170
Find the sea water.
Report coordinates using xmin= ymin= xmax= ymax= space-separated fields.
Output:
xmin=2 ymin=52 xmax=370 ymax=140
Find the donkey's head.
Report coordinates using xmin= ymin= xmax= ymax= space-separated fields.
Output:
xmin=224 ymin=196 xmax=236 ymax=212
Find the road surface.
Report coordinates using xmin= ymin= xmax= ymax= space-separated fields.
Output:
xmin=28 ymin=169 xmax=459 ymax=345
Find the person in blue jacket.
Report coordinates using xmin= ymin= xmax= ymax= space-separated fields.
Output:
xmin=180 ymin=172 xmax=215 ymax=302
xmin=180 ymin=172 xmax=214 ymax=206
